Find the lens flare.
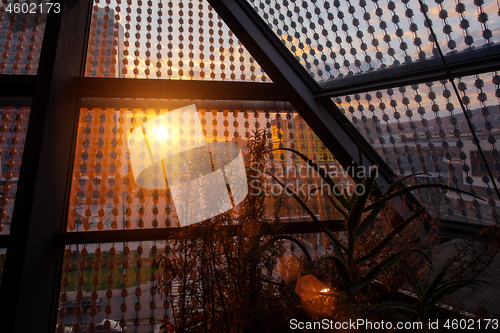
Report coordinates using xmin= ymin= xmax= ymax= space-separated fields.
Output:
xmin=152 ymin=125 xmax=169 ymax=141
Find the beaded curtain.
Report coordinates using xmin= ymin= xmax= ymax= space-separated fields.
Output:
xmin=60 ymin=99 xmax=347 ymax=331
xmin=249 ymin=0 xmax=499 ymax=82
xmin=0 ymin=105 xmax=30 ymax=235
xmin=248 ymin=0 xmax=500 ymax=224
xmin=56 ymin=233 xmax=331 ymax=332
xmin=67 ymin=100 xmax=347 ymax=233
xmin=86 ymin=0 xmax=270 ymax=81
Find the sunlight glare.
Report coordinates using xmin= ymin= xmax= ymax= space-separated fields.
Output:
xmin=152 ymin=125 xmax=169 ymax=141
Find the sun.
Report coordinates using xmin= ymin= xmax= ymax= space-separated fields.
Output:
xmin=151 ymin=125 xmax=169 ymax=141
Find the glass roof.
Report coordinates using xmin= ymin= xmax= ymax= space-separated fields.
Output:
xmin=85 ymin=0 xmax=270 ymax=81
xmin=247 ymin=0 xmax=499 ymax=83
xmin=337 ymin=71 xmax=500 ymax=224
xmin=67 ymin=99 xmax=349 ymax=232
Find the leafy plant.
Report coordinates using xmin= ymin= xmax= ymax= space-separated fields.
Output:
xmin=406 ymin=270 xmax=485 ymax=318
xmin=155 ymin=130 xmax=299 ymax=333
xmin=153 ymin=133 xmax=499 ymax=332
xmin=269 ymin=147 xmax=489 ymax=319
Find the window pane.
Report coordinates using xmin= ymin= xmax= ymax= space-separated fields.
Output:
xmin=57 ymin=242 xmax=162 ymax=333
xmin=56 ymin=235 xmax=336 ymax=332
xmin=0 ymin=248 xmax=5 ymax=288
xmin=247 ymin=0 xmax=499 ymax=83
xmin=85 ymin=0 xmax=270 ymax=81
xmin=337 ymin=72 xmax=500 ymax=225
xmin=0 ymin=102 xmax=31 ymax=235
xmin=0 ymin=1 xmax=49 ymax=75
xmin=66 ymin=99 xmax=351 ymax=232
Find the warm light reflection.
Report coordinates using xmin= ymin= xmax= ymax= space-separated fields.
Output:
xmin=152 ymin=125 xmax=169 ymax=141
xmin=277 ymin=255 xmax=302 ymax=281
xmin=295 ymin=275 xmax=327 ymax=302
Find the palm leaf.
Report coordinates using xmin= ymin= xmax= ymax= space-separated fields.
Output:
xmin=346 ymin=171 xmax=376 ymax=256
xmin=356 ymin=208 xmax=425 ymax=263
xmin=272 ymin=148 xmax=351 ymax=211
xmin=353 ymin=199 xmax=391 ymax=240
xmin=325 ymin=256 xmax=355 ymax=295
xmin=406 ymin=267 xmax=424 ymax=298
xmin=364 ymin=184 xmax=485 ymax=212
xmin=420 ymin=271 xmax=446 ymax=305
xmin=384 ymin=172 xmax=431 ymax=196
xmin=355 ymin=248 xmax=427 ymax=292
xmin=304 ymin=186 xmax=348 ymax=219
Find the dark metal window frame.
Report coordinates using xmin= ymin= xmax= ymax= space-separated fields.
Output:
xmin=0 ymin=0 xmax=497 ymax=331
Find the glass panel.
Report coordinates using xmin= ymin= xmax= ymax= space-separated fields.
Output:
xmin=56 ymin=242 xmax=163 ymax=333
xmin=423 ymin=0 xmax=496 ymax=51
xmin=56 ymin=235 xmax=333 ymax=332
xmin=67 ymin=99 xmax=350 ymax=232
xmin=0 ymin=102 xmax=31 ymax=235
xmin=0 ymin=1 xmax=49 ymax=74
xmin=247 ymin=0 xmax=499 ymax=83
xmin=85 ymin=0 xmax=270 ymax=81
xmin=336 ymin=72 xmax=500 ymax=225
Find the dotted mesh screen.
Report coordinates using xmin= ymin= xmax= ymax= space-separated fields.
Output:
xmin=85 ymin=0 xmax=270 ymax=81
xmin=0 ymin=1 xmax=47 ymax=74
xmin=0 ymin=105 xmax=30 ymax=235
xmin=248 ymin=0 xmax=499 ymax=82
xmin=56 ymin=234 xmax=333 ymax=332
xmin=338 ymin=72 xmax=500 ymax=225
xmin=0 ymin=248 xmax=5 ymax=287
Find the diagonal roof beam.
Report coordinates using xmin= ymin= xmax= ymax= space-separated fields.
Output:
xmin=317 ymin=44 xmax=500 ymax=98
xmin=207 ymin=0 xmax=420 ymax=211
